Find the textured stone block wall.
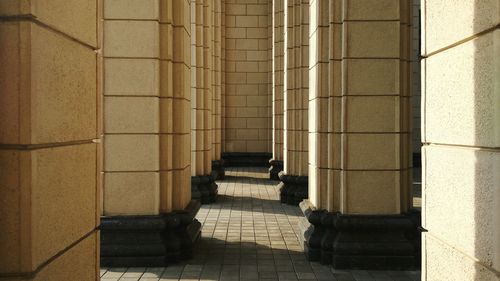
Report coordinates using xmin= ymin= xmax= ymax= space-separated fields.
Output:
xmin=223 ymin=0 xmax=272 ymax=153
xmin=0 ymin=0 xmax=100 ymax=279
xmin=421 ymin=1 xmax=500 ymax=279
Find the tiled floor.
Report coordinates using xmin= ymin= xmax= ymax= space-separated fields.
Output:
xmin=101 ymin=167 xmax=421 ymax=281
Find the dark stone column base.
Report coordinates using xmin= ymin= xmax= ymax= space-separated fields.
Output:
xmin=299 ymin=200 xmax=421 ymax=270
xmin=100 ymin=200 xmax=202 ymax=267
xmin=211 ymin=159 xmax=225 ymax=180
xmin=268 ymin=159 xmax=283 ymax=180
xmin=278 ymin=172 xmax=308 ymax=205
xmin=192 ymin=174 xmax=218 ymax=204
xmin=221 ymin=152 xmax=272 ymax=167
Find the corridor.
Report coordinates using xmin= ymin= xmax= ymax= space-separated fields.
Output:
xmin=100 ymin=168 xmax=421 ymax=281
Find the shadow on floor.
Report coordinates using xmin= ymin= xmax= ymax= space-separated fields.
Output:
xmin=101 ymin=237 xmax=421 ymax=281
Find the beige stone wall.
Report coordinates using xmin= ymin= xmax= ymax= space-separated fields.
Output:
xmin=308 ymin=0 xmax=413 ymax=214
xmin=421 ymin=1 xmax=500 ymax=280
xmin=0 ymin=0 xmax=100 ymax=279
xmin=223 ymin=0 xmax=272 ymax=153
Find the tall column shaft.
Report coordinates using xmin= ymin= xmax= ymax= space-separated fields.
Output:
xmin=203 ymin=0 xmax=213 ymax=175
xmin=103 ymin=0 xmax=160 ymax=216
xmin=0 ymin=1 xmax=101 ymax=279
xmin=308 ymin=0 xmax=413 ymax=214
xmin=191 ymin=0 xmax=218 ymax=204
xmin=212 ymin=0 xmax=222 ymax=160
xmin=161 ymin=0 xmax=193 ymax=212
xmin=270 ymin=0 xmax=285 ymax=179
xmin=308 ymin=0 xmax=335 ymax=210
xmin=284 ymin=0 xmax=309 ymax=176
xmin=283 ymin=0 xmax=295 ymax=174
xmin=192 ymin=0 xmax=205 ymax=176
xmin=211 ymin=0 xmax=225 ymax=180
xmin=337 ymin=0 xmax=412 ymax=215
xmin=280 ymin=0 xmax=309 ymax=205
xmin=220 ymin=0 xmax=226 ymax=156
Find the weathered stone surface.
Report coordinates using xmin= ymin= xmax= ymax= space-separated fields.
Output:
xmin=104 ymin=172 xmax=160 ymax=215
xmin=423 ymin=31 xmax=500 ymax=148
xmin=0 ymin=22 xmax=97 ymax=145
xmin=104 ymin=97 xmax=159 ymax=134
xmin=104 ymin=0 xmax=159 ymax=20
xmin=0 ymin=0 xmax=98 ymax=47
xmin=104 ymin=21 xmax=159 ymax=58
xmin=104 ymin=59 xmax=160 ymax=97
xmin=104 ymin=135 xmax=159 ymax=172
xmin=0 ymin=144 xmax=98 ymax=273
xmin=423 ymin=0 xmax=499 ymax=54
xmin=423 ymin=145 xmax=499 ymax=268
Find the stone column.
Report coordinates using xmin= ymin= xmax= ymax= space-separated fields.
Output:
xmin=267 ymin=0 xmax=274 ymax=161
xmin=421 ymin=2 xmax=499 ymax=280
xmin=191 ymin=0 xmax=218 ymax=204
xmin=203 ymin=0 xmax=213 ymax=175
xmin=102 ymin=0 xmax=160 ymax=219
xmin=168 ymin=0 xmax=193 ymax=212
xmin=280 ymin=0 xmax=309 ymax=205
xmin=211 ymin=0 xmax=225 ymax=180
xmin=100 ymin=0 xmax=200 ymax=266
xmin=301 ymin=0 xmax=419 ymax=269
xmin=221 ymin=0 xmax=227 ymax=159
xmin=308 ymin=0 xmax=334 ymax=211
xmin=270 ymin=0 xmax=285 ymax=180
xmin=410 ymin=0 xmax=421 ymax=166
xmin=0 ymin=1 xmax=100 ymax=279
